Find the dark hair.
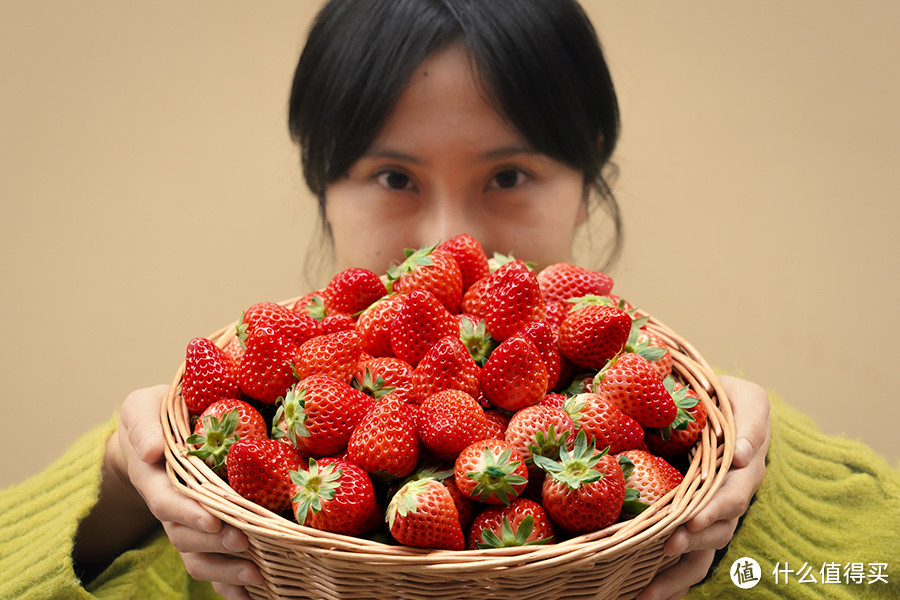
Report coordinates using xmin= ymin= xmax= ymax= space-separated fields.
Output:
xmin=289 ymin=0 xmax=622 ymax=274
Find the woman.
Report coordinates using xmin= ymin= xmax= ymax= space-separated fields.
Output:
xmin=7 ymin=1 xmax=893 ymax=599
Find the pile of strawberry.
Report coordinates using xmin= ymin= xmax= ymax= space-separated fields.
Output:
xmin=180 ymin=234 xmax=708 ymax=550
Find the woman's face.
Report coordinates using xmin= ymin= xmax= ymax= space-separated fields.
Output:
xmin=324 ymin=44 xmax=587 ymax=274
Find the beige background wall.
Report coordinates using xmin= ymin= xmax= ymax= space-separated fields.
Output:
xmin=2 ymin=1 xmax=897 ymax=488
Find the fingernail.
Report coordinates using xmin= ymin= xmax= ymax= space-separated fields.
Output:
xmin=223 ymin=529 xmax=249 ymax=553
xmin=735 ymin=438 xmax=753 ymax=465
xmin=239 ymin=566 xmax=263 ymax=585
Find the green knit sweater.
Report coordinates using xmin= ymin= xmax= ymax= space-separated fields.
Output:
xmin=1 ymin=397 xmax=897 ymax=599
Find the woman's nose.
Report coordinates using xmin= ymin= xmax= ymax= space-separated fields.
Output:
xmin=419 ymin=192 xmax=478 ymax=246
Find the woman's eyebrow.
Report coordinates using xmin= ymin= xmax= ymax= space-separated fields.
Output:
xmin=362 ymin=145 xmax=423 ymax=165
xmin=479 ymin=144 xmax=540 ymax=161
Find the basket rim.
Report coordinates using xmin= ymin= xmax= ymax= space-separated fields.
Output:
xmin=162 ymin=299 xmax=736 ymax=572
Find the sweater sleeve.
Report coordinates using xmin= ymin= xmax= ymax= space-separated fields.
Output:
xmin=687 ymin=395 xmax=900 ymax=599
xmin=0 ymin=414 xmax=218 ymax=600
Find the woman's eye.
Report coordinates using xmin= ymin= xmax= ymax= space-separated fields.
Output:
xmin=375 ymin=170 xmax=414 ymax=191
xmin=489 ymin=169 xmax=525 ymax=190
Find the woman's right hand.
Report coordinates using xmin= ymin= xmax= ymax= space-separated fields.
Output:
xmin=113 ymin=385 xmax=264 ymax=599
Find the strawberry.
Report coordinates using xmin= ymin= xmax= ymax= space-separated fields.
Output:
xmin=460 ymin=274 xmax=492 ymax=317
xmin=557 ymin=299 xmax=632 ymax=370
xmin=438 ymin=233 xmax=491 ymax=292
xmin=480 ymin=260 xmax=546 ymax=341
xmin=187 ymin=397 xmax=268 ymax=473
xmin=390 ymin=289 xmax=460 ymax=366
xmin=320 ymin=313 xmax=357 ymax=334
xmin=467 ymin=498 xmax=555 ymax=549
xmin=622 ymin=316 xmax=673 ymax=380
xmin=289 ymin=457 xmax=381 ymax=536
xmin=644 ymin=383 xmax=707 ymax=457
xmin=226 ymin=437 xmax=305 ymax=514
xmin=355 ymin=293 xmax=406 ymax=357
xmin=353 ymin=356 xmax=413 ymax=400
xmin=416 ymin=390 xmax=490 ymax=463
xmin=386 ymin=477 xmax=465 ymax=550
xmin=182 ymin=337 xmax=240 ymax=415
xmin=292 ymin=291 xmax=326 ymax=318
xmin=480 ymin=336 xmax=548 ymax=412
xmin=536 ymin=262 xmax=614 ymax=302
xmin=322 ymin=267 xmax=387 ymax=316
xmin=617 ymin=449 xmax=684 ymax=517
xmin=346 ymin=393 xmax=419 ymax=481
xmin=592 ymin=352 xmax=677 ymax=429
xmin=237 ymin=326 xmax=301 ymax=405
xmin=272 ymin=375 xmax=376 ymax=457
xmin=454 ymin=438 xmax=529 ymax=505
xmin=294 ymin=329 xmax=363 ymax=383
xmin=504 ymin=404 xmax=575 ymax=470
xmin=387 ymin=245 xmax=463 ymax=314
xmin=237 ymin=301 xmax=321 ymax=348
xmin=533 ymin=431 xmax=625 ymax=534
xmin=563 ymin=393 xmax=645 ymax=455
xmin=410 ymin=335 xmax=481 ymax=402
xmin=512 ymin=321 xmax=561 ymax=390
xmin=222 ymin=336 xmax=245 ymax=367
xmin=543 ymin=299 xmax=572 ymax=336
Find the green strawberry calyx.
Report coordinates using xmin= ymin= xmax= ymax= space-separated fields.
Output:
xmin=458 ymin=317 xmax=496 ymax=366
xmin=533 ymin=430 xmax=607 ymax=490
xmin=652 ymin=378 xmax=700 ymax=440
xmin=352 ymin=366 xmax=396 ymax=401
xmin=386 ymin=477 xmax=436 ymax=529
xmin=186 ymin=409 xmax=241 ymax=472
xmin=476 ymin=515 xmax=552 ymax=549
xmin=465 ymin=446 xmax=528 ymax=505
xmin=385 ymin=244 xmax=436 ymax=293
xmin=271 ymin=383 xmax=310 ymax=446
xmin=289 ymin=458 xmax=340 ymax=525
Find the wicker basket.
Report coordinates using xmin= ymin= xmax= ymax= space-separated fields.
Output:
xmin=163 ymin=303 xmax=735 ymax=600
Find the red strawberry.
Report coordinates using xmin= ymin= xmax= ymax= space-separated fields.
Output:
xmin=292 ymin=291 xmax=326 ymax=318
xmin=644 ymin=383 xmax=707 ymax=457
xmin=410 ymin=335 xmax=481 ymax=402
xmin=222 ymin=336 xmax=245 ymax=367
xmin=272 ymin=375 xmax=376 ymax=457
xmin=480 ymin=260 xmax=546 ymax=341
xmin=417 ymin=390 xmax=490 ymax=463
xmin=353 ymin=356 xmax=413 ymax=400
xmin=346 ymin=393 xmax=419 ymax=481
xmin=536 ymin=263 xmax=614 ymax=302
xmin=388 ymin=245 xmax=463 ymax=314
xmin=592 ymin=352 xmax=677 ymax=429
xmin=557 ymin=299 xmax=632 ymax=370
xmin=617 ymin=449 xmax=684 ymax=517
xmin=454 ymin=439 xmax=529 ymax=505
xmin=355 ymin=293 xmax=406 ymax=357
xmin=289 ymin=457 xmax=381 ymax=536
xmin=320 ymin=313 xmax=356 ymax=334
xmin=628 ymin=326 xmax=673 ymax=380
xmin=187 ymin=397 xmax=268 ymax=473
xmin=460 ymin=274 xmax=492 ymax=317
xmin=237 ymin=301 xmax=321 ymax=348
xmin=437 ymin=233 xmax=491 ymax=292
xmin=294 ymin=329 xmax=363 ymax=383
xmin=543 ymin=299 xmax=572 ymax=336
xmin=182 ymin=337 xmax=240 ymax=415
xmin=226 ymin=438 xmax=305 ymax=514
xmin=480 ymin=336 xmax=548 ymax=412
xmin=534 ymin=431 xmax=625 ymax=534
xmin=504 ymin=404 xmax=575 ymax=470
xmin=322 ymin=267 xmax=387 ymax=316
xmin=237 ymin=326 xmax=301 ymax=405
xmin=512 ymin=321 xmax=561 ymax=390
xmin=390 ymin=289 xmax=460 ymax=366
xmin=563 ymin=393 xmax=645 ymax=455
xmin=386 ymin=477 xmax=465 ymax=550
xmin=467 ymin=497 xmax=555 ymax=549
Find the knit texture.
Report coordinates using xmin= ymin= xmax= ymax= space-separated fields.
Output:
xmin=687 ymin=395 xmax=900 ymax=599
xmin=0 ymin=415 xmax=217 ymax=600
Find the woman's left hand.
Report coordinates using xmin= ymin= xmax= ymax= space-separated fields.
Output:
xmin=635 ymin=375 xmax=771 ymax=600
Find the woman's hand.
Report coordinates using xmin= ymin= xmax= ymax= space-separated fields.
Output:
xmin=77 ymin=385 xmax=263 ymax=599
xmin=635 ymin=375 xmax=771 ymax=600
